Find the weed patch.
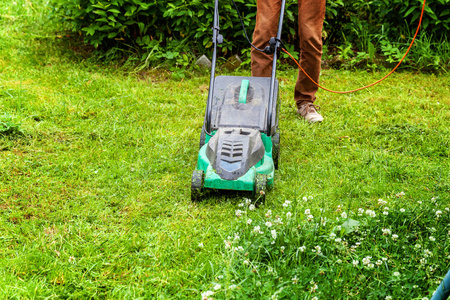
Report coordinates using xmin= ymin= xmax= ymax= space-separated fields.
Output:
xmin=199 ymin=196 xmax=449 ymax=299
xmin=0 ymin=113 xmax=22 ymax=137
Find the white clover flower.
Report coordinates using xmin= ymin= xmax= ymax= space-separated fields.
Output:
xmin=305 ymin=209 xmax=311 ymax=215
xmin=365 ymin=210 xmax=376 ymax=218
xmin=245 ymin=198 xmax=252 ymax=205
xmin=424 ymin=249 xmax=433 ymax=257
xmin=382 ymin=228 xmax=391 ymax=235
xmin=229 ymin=284 xmax=237 ymax=290
xmin=384 ymin=207 xmax=389 ymax=211
xmin=201 ymin=290 xmax=214 ymax=300
xmin=302 ymin=196 xmax=308 ymax=202
xmin=286 ymin=211 xmax=292 ymax=218
xmin=253 ymin=225 xmax=263 ymax=234
xmin=224 ymin=240 xmax=232 ymax=249
xmin=238 ymin=203 xmax=245 ymax=207
xmin=271 ymin=229 xmax=277 ymax=239
xmin=283 ymin=200 xmax=291 ymax=207
xmin=314 ymin=245 xmax=322 ymax=254
xmin=330 ymin=232 xmax=337 ymax=238
xmin=400 ymin=208 xmax=406 ymax=213
xmin=431 ymin=197 xmax=436 ymax=203
xmin=382 ymin=257 xmax=388 ymax=261
xmin=376 ymin=260 xmax=383 ymax=266
xmin=274 ymin=217 xmax=283 ymax=225
xmin=243 ymin=260 xmax=249 ymax=265
xmin=213 ymin=284 xmax=221 ymax=290
xmin=298 ymin=246 xmax=306 ymax=252
xmin=383 ymin=211 xmax=389 ymax=216
xmin=341 ymin=212 xmax=348 ymax=219
xmin=237 ymin=246 xmax=244 ymax=252
xmin=358 ymin=208 xmax=365 ymax=216
xmin=418 ymin=201 xmax=422 ymax=204
xmin=378 ymin=199 xmax=387 ymax=205
xmin=392 ymin=234 xmax=398 ymax=241
xmin=247 ymin=218 xmax=252 ymax=225
xmin=429 ymin=236 xmax=436 ymax=242
xmin=198 ymin=243 xmax=204 ymax=248
xmin=335 ymin=238 xmax=342 ymax=243
xmin=291 ymin=276 xmax=299 ymax=284
xmin=310 ymin=282 xmax=318 ymax=293
xmin=396 ymin=191 xmax=405 ymax=198
xmin=308 ymin=196 xmax=313 ymax=200
xmin=336 ymin=225 xmax=342 ymax=231
xmin=393 ymin=271 xmax=400 ymax=277
xmin=445 ymin=207 xmax=449 ymax=212
xmin=336 ymin=259 xmax=343 ymax=264
xmin=362 ymin=256 xmax=371 ymax=265
xmin=249 ymin=204 xmax=256 ymax=211
xmin=265 ymin=221 xmax=273 ymax=228
xmin=235 ymin=209 xmax=244 ymax=217
xmin=368 ymin=263 xmax=375 ymax=269
xmin=320 ymin=217 xmax=327 ymax=226
xmin=415 ymin=244 xmax=422 ymax=249
xmin=312 ymin=297 xmax=318 ymax=300
xmin=420 ymin=258 xmax=427 ymax=265
xmin=307 ymin=214 xmax=314 ymax=222
xmin=265 ymin=210 xmax=272 ymax=218
xmin=353 ymin=260 xmax=359 ymax=266
xmin=385 ymin=296 xmax=393 ymax=300
xmin=436 ymin=211 xmax=442 ymax=218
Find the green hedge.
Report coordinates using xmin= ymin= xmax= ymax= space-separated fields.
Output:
xmin=52 ymin=0 xmax=449 ymax=69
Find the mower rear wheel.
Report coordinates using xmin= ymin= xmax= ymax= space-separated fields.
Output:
xmin=254 ymin=174 xmax=267 ymax=202
xmin=191 ymin=170 xmax=204 ymax=201
xmin=272 ymin=131 xmax=280 ymax=170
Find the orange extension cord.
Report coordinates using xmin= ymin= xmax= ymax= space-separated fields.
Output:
xmin=282 ymin=0 xmax=426 ymax=94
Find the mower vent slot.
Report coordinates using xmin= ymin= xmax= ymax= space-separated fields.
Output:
xmin=221 ymin=141 xmax=244 ymax=162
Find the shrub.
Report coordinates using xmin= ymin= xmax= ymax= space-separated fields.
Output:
xmin=51 ymin=0 xmax=450 ymax=69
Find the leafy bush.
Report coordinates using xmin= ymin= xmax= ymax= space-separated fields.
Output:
xmin=51 ymin=0 xmax=449 ymax=70
xmin=50 ymin=0 xmax=358 ymax=58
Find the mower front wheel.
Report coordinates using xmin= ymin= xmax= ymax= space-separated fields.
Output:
xmin=191 ymin=170 xmax=204 ymax=201
xmin=254 ymin=174 xmax=267 ymax=203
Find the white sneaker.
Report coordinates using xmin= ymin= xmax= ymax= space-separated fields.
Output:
xmin=297 ymin=103 xmax=323 ymax=123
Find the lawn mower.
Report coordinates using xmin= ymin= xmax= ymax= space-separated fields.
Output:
xmin=191 ymin=0 xmax=286 ymax=202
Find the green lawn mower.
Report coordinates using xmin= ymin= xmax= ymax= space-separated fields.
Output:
xmin=191 ymin=0 xmax=286 ymax=202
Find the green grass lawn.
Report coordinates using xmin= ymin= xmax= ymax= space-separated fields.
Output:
xmin=1 ymin=0 xmax=449 ymax=299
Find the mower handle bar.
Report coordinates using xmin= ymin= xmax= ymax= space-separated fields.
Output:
xmin=204 ymin=0 xmax=286 ymax=136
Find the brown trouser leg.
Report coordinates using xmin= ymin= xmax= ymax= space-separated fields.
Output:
xmin=251 ymin=0 xmax=325 ymax=109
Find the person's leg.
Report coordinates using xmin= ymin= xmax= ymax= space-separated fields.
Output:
xmin=295 ymin=0 xmax=326 ymax=108
xmin=251 ymin=0 xmax=281 ymax=77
